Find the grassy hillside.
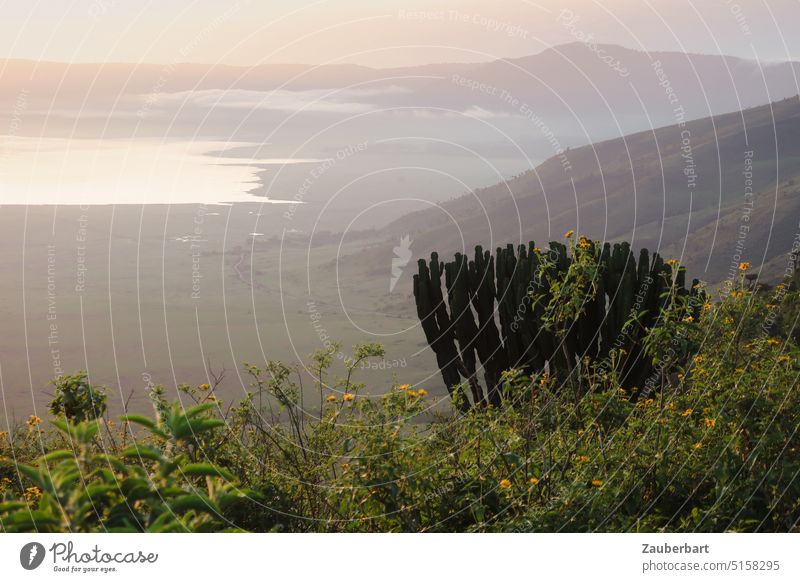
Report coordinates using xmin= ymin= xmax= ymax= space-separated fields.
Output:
xmin=382 ymin=96 xmax=800 ymax=285
xmin=2 ymin=258 xmax=798 ymax=532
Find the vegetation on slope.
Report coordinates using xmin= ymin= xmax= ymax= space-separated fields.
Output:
xmin=1 ymin=241 xmax=799 ymax=532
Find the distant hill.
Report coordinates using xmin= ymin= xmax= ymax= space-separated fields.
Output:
xmin=381 ymin=95 xmax=800 ymax=286
xmin=2 ymin=43 xmax=799 ymax=141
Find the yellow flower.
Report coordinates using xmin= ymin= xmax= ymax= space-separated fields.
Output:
xmin=683 ymin=315 xmax=694 ymax=323
xmin=397 ymin=384 xmax=410 ymax=391
xmin=681 ymin=409 xmax=693 ymax=417
xmin=738 ymin=262 xmax=751 ymax=271
xmin=667 ymin=259 xmax=679 ymax=267
xmin=499 ymin=479 xmax=512 ymax=489
xmin=703 ymin=302 xmax=713 ymax=311
xmin=0 ymin=431 xmax=7 ymax=440
xmin=26 ymin=415 xmax=42 ymax=428
xmin=693 ymin=442 xmax=703 ymax=450
xmin=199 ymin=383 xmax=211 ymax=391
xmin=766 ymin=338 xmax=780 ymax=346
xmin=705 ymin=418 xmax=716 ymax=428
xmin=564 ymin=230 xmax=574 ymax=238
xmin=591 ymin=479 xmax=603 ymax=488
xmin=343 ymin=393 xmax=355 ymax=402
xmin=416 ymin=388 xmax=428 ymax=397
xmin=326 ymin=395 xmax=337 ymax=402
xmin=533 ymin=247 xmax=542 ymax=254
xmin=24 ymin=486 xmax=41 ymax=502
xmin=577 ymin=455 xmax=590 ymax=463
xmin=529 ymin=476 xmax=539 ymax=485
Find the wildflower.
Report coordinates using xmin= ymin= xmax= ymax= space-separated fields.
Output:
xmin=578 ymin=235 xmax=591 ymax=249
xmin=564 ymin=230 xmax=574 ymax=238
xmin=499 ymin=479 xmax=512 ymax=489
xmin=326 ymin=395 xmax=337 ymax=402
xmin=0 ymin=431 xmax=7 ymax=440
xmin=703 ymin=302 xmax=713 ymax=311
xmin=199 ymin=383 xmax=211 ymax=391
xmin=683 ymin=315 xmax=694 ymax=323
xmin=681 ymin=409 xmax=693 ymax=417
xmin=738 ymin=262 xmax=751 ymax=271
xmin=533 ymin=247 xmax=542 ymax=253
xmin=766 ymin=338 xmax=780 ymax=346
xmin=26 ymin=415 xmax=42 ymax=428
xmin=667 ymin=259 xmax=679 ymax=267
xmin=24 ymin=486 xmax=41 ymax=502
xmin=343 ymin=393 xmax=355 ymax=402
xmin=529 ymin=476 xmax=539 ymax=485
xmin=397 ymin=384 xmax=410 ymax=391
xmin=705 ymin=418 xmax=716 ymax=428
xmin=591 ymin=479 xmax=603 ymax=488
xmin=577 ymin=455 xmax=590 ymax=463
xmin=693 ymin=355 xmax=705 ymax=364
xmin=416 ymin=388 xmax=428 ymax=397
xmin=693 ymin=442 xmax=703 ymax=450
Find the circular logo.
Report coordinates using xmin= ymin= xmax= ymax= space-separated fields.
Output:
xmin=20 ymin=542 xmax=46 ymax=570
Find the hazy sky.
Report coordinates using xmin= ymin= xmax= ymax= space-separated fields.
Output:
xmin=1 ymin=0 xmax=798 ymax=66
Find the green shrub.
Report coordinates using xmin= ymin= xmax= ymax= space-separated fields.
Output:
xmin=1 ymin=264 xmax=798 ymax=532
